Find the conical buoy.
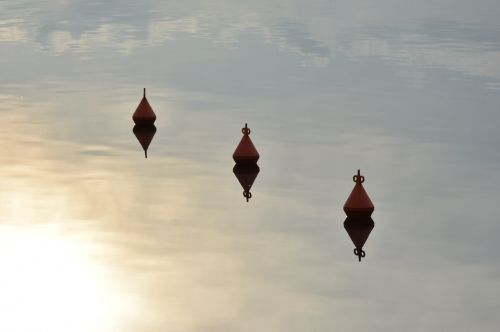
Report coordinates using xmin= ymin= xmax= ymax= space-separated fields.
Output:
xmin=344 ymin=215 xmax=374 ymax=262
xmin=132 ymin=88 xmax=156 ymax=125
xmin=343 ymin=170 xmax=374 ymax=216
xmin=233 ymin=164 xmax=260 ymax=202
xmin=133 ymin=124 xmax=156 ymax=158
xmin=233 ymin=123 xmax=259 ymax=165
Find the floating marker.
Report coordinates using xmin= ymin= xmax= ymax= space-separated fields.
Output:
xmin=343 ymin=169 xmax=374 ymax=217
xmin=132 ymin=88 xmax=156 ymax=125
xmin=342 ymin=170 xmax=376 ymax=261
xmin=233 ymin=164 xmax=260 ymax=202
xmin=233 ymin=123 xmax=259 ymax=165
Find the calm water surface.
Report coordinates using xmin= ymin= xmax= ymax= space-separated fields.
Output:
xmin=1 ymin=1 xmax=500 ymax=331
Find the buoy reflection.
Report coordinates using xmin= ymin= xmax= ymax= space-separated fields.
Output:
xmin=344 ymin=215 xmax=374 ymax=262
xmin=233 ymin=164 xmax=260 ymax=202
xmin=133 ymin=124 xmax=156 ymax=158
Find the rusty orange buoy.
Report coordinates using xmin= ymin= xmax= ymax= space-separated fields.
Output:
xmin=343 ymin=169 xmax=374 ymax=216
xmin=132 ymin=88 xmax=156 ymax=125
xmin=233 ymin=123 xmax=259 ymax=165
xmin=233 ymin=164 xmax=260 ymax=202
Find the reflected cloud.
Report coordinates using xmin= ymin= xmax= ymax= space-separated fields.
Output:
xmin=1 ymin=0 xmax=332 ymax=65
xmin=270 ymin=21 xmax=331 ymax=66
xmin=0 ymin=19 xmax=28 ymax=42
xmin=4 ymin=1 xmax=500 ymax=82
xmin=47 ymin=25 xmax=143 ymax=54
xmin=343 ymin=20 xmax=500 ymax=82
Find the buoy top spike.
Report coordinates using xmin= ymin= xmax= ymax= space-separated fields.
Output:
xmin=143 ymin=88 xmax=146 ymax=98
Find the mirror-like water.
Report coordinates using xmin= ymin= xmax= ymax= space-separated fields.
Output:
xmin=1 ymin=1 xmax=500 ymax=331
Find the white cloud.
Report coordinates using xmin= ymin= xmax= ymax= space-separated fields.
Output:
xmin=0 ymin=20 xmax=28 ymax=42
xmin=343 ymin=30 xmax=500 ymax=80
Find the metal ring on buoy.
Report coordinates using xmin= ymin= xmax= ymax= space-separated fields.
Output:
xmin=242 ymin=123 xmax=251 ymax=135
xmin=353 ymin=169 xmax=365 ymax=183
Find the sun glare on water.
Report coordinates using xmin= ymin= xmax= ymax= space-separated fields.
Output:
xmin=0 ymin=227 xmax=127 ymax=332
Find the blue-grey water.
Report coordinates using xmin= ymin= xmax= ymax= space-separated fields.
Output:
xmin=1 ymin=1 xmax=500 ymax=331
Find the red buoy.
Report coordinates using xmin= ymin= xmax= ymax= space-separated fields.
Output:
xmin=233 ymin=123 xmax=259 ymax=165
xmin=233 ymin=164 xmax=260 ymax=202
xmin=343 ymin=170 xmax=374 ymax=216
xmin=132 ymin=88 xmax=156 ymax=125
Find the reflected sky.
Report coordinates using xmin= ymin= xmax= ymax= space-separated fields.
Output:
xmin=1 ymin=0 xmax=500 ymax=331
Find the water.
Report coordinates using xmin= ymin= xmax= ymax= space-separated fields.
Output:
xmin=1 ymin=1 xmax=500 ymax=331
